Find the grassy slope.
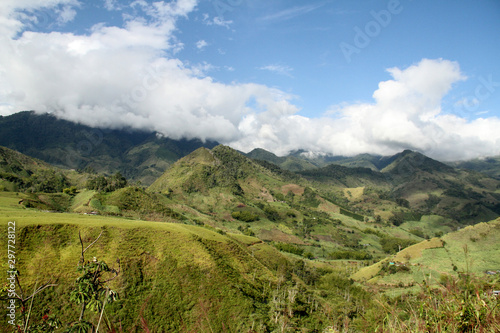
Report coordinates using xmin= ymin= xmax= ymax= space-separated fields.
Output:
xmin=298 ymin=150 xmax=500 ymax=226
xmin=0 ymin=192 xmax=328 ymax=332
xmin=0 ymin=145 xmax=93 ymax=191
xmin=352 ymin=218 xmax=500 ymax=291
xmin=0 ymin=196 xmax=389 ymax=332
xmin=147 ymin=146 xmax=427 ymax=261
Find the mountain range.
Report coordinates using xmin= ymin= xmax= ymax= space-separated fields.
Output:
xmin=0 ymin=111 xmax=218 ymax=185
xmin=2 ymin=111 xmax=500 ymax=226
xmin=1 ymin=111 xmax=500 ymax=331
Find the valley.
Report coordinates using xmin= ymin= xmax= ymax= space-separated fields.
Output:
xmin=0 ymin=112 xmax=499 ymax=332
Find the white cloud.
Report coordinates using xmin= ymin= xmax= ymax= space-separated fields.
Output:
xmin=0 ymin=0 xmax=299 ymax=144
xmin=196 ymin=39 xmax=208 ymax=50
xmin=0 ymin=0 xmax=79 ymax=37
xmin=231 ymin=59 xmax=500 ymax=161
xmin=103 ymin=0 xmax=121 ymax=11
xmin=259 ymin=4 xmax=325 ymax=22
xmin=258 ymin=64 xmax=294 ymax=78
xmin=0 ymin=3 xmax=499 ymax=161
xmin=55 ymin=5 xmax=77 ymax=24
xmin=202 ymin=13 xmax=233 ymax=28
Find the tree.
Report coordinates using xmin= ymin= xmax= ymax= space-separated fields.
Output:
xmin=396 ymin=198 xmax=410 ymax=208
xmin=86 ymin=175 xmax=108 ymax=192
xmin=86 ymin=172 xmax=127 ymax=192
xmin=63 ymin=186 xmax=78 ymax=195
xmin=65 ymin=231 xmax=119 ymax=332
xmin=28 ymin=170 xmax=70 ymax=193
xmin=110 ymin=172 xmax=127 ymax=190
xmin=389 ymin=212 xmax=404 ymax=226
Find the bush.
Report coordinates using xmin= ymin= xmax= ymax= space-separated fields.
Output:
xmin=389 ymin=212 xmax=405 ymax=226
xmin=408 ymin=228 xmax=425 ymax=238
xmin=273 ymin=242 xmax=304 ymax=256
xmin=396 ymin=198 xmax=410 ymax=208
xmin=237 ymin=225 xmax=255 ymax=236
xmin=377 ymin=274 xmax=500 ymax=332
xmin=380 ymin=262 xmax=410 ymax=275
xmin=27 ymin=170 xmax=70 ymax=193
xmin=262 ymin=205 xmax=280 ymax=221
xmin=86 ymin=172 xmax=127 ymax=192
xmin=339 ymin=208 xmax=364 ymax=221
xmin=303 ymin=252 xmax=315 ymax=260
xmin=380 ymin=236 xmax=417 ymax=254
xmin=231 ymin=211 xmax=259 ymax=222
xmin=63 ymin=186 xmax=78 ymax=195
xmin=328 ymin=250 xmax=372 ymax=260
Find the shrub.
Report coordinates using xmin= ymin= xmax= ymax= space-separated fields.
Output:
xmin=231 ymin=211 xmax=259 ymax=222
xmin=339 ymin=208 xmax=364 ymax=221
xmin=263 ymin=205 xmax=280 ymax=221
xmin=380 ymin=236 xmax=417 ymax=254
xmin=408 ymin=228 xmax=425 ymax=238
xmin=273 ymin=242 xmax=304 ymax=256
xmin=237 ymin=225 xmax=255 ymax=236
xmin=389 ymin=212 xmax=405 ymax=226
xmin=376 ymin=274 xmax=500 ymax=332
xmin=380 ymin=262 xmax=410 ymax=275
xmin=328 ymin=250 xmax=372 ymax=260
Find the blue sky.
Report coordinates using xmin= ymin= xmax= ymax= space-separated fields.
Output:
xmin=182 ymin=0 xmax=500 ymax=118
xmin=1 ymin=0 xmax=499 ymax=160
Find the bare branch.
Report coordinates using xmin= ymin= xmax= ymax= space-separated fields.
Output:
xmin=14 ymin=283 xmax=58 ymax=303
xmin=79 ymin=231 xmax=84 ymax=263
xmin=80 ymin=230 xmax=104 ymax=263
xmin=23 ymin=283 xmax=58 ymax=302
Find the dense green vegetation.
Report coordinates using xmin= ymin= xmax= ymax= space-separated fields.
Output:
xmin=85 ymin=172 xmax=127 ymax=192
xmin=0 ymin=111 xmax=217 ymax=185
xmin=0 ymin=218 xmax=381 ymax=332
xmin=1 ymin=121 xmax=500 ymax=332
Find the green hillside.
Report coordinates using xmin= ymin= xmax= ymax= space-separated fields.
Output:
xmin=353 ymin=217 xmax=500 ymax=286
xmin=247 ymin=148 xmax=403 ymax=172
xmin=299 ymin=150 xmax=500 ymax=225
xmin=0 ymin=190 xmax=387 ymax=332
xmin=0 ymin=112 xmax=218 ymax=185
xmin=147 ymin=145 xmax=431 ymax=261
xmin=1 ymin=143 xmax=500 ymax=331
xmin=451 ymin=155 xmax=500 ymax=179
xmin=245 ymin=148 xmax=318 ymax=171
xmin=0 ymin=145 xmax=89 ymax=193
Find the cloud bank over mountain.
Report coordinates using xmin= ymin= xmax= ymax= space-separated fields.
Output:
xmin=0 ymin=0 xmax=499 ymax=161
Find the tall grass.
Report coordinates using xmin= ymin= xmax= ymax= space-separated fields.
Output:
xmin=373 ymin=246 xmax=500 ymax=332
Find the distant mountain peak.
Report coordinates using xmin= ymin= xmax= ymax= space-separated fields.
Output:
xmin=382 ymin=150 xmax=454 ymax=175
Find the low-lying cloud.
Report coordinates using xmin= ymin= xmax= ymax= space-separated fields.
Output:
xmin=1 ymin=0 xmax=499 ymax=161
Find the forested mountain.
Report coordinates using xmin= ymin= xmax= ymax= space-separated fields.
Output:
xmin=299 ymin=150 xmax=500 ymax=225
xmin=1 ymin=136 xmax=500 ymax=331
xmin=0 ymin=111 xmax=218 ymax=185
xmin=450 ymin=155 xmax=500 ymax=179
